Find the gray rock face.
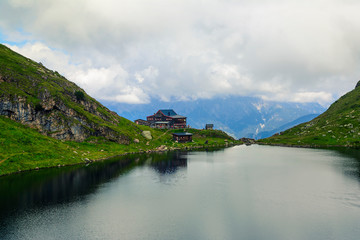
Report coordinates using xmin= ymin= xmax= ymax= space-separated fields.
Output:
xmin=0 ymin=95 xmax=130 ymax=144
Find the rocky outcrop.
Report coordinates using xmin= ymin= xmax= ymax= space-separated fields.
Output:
xmin=156 ymin=145 xmax=168 ymax=151
xmin=0 ymin=94 xmax=130 ymax=143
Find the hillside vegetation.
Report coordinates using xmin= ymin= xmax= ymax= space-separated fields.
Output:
xmin=259 ymin=82 xmax=360 ymax=147
xmin=0 ymin=114 xmax=236 ymax=176
xmin=0 ymin=44 xmax=144 ymax=143
xmin=0 ymin=44 xmax=237 ymax=176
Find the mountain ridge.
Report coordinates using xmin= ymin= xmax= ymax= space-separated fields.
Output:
xmin=105 ymin=97 xmax=325 ymax=139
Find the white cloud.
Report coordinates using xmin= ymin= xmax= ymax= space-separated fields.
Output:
xmin=1 ymin=0 xmax=360 ymax=105
xmin=6 ymin=42 xmax=75 ymax=74
xmin=6 ymin=42 xmax=150 ymax=104
xmin=292 ymin=92 xmax=333 ymax=105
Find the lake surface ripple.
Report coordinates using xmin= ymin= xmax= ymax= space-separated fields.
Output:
xmin=0 ymin=145 xmax=360 ymax=240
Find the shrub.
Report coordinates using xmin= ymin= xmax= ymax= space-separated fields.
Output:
xmin=75 ymin=91 xmax=85 ymax=101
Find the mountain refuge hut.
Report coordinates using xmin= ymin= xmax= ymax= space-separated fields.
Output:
xmin=205 ymin=124 xmax=214 ymax=130
xmin=146 ymin=109 xmax=187 ymax=129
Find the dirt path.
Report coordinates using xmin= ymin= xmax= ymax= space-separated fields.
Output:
xmin=0 ymin=158 xmax=7 ymax=165
xmin=154 ymin=129 xmax=171 ymax=141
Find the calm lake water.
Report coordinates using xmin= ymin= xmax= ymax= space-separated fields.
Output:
xmin=1 ymin=145 xmax=360 ymax=240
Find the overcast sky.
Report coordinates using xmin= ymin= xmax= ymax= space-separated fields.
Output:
xmin=1 ymin=0 xmax=360 ymax=106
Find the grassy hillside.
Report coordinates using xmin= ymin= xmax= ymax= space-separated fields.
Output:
xmin=0 ymin=44 xmax=238 ymax=176
xmin=259 ymin=83 xmax=360 ymax=147
xmin=0 ymin=114 xmax=237 ymax=176
xmin=0 ymin=43 xmax=147 ymax=143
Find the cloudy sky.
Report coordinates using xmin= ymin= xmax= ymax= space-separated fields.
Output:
xmin=1 ymin=0 xmax=360 ymax=106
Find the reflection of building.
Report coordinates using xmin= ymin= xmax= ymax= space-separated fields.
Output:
xmin=150 ymin=151 xmax=188 ymax=175
xmin=147 ymin=109 xmax=187 ymax=129
xmin=172 ymin=132 xmax=193 ymax=142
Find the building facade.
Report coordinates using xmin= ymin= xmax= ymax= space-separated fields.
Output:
xmin=147 ymin=109 xmax=187 ymax=129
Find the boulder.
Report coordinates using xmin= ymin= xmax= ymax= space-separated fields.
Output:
xmin=134 ymin=138 xmax=140 ymax=143
xmin=157 ymin=145 xmax=167 ymax=151
xmin=142 ymin=130 xmax=152 ymax=140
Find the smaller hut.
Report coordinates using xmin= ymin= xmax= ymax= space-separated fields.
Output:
xmin=205 ymin=124 xmax=214 ymax=130
xmin=134 ymin=119 xmax=150 ymax=126
xmin=172 ymin=132 xmax=193 ymax=143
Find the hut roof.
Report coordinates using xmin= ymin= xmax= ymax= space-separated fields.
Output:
xmin=159 ymin=109 xmax=177 ymax=116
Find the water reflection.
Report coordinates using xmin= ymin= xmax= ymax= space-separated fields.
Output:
xmin=330 ymin=148 xmax=360 ymax=181
xmin=1 ymin=147 xmax=359 ymax=221
xmin=0 ymin=155 xmax=138 ymax=220
xmin=149 ymin=151 xmax=188 ymax=175
xmin=1 ymin=146 xmax=360 ymax=240
xmin=0 ymin=148 xmax=230 ymax=223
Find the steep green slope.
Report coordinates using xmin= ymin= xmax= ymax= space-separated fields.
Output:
xmin=0 ymin=43 xmax=144 ymax=143
xmin=259 ymin=82 xmax=360 ymax=147
xmin=0 ymin=114 xmax=155 ymax=175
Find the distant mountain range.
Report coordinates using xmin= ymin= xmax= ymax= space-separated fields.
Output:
xmin=255 ymin=114 xmax=320 ymax=139
xmin=105 ymin=97 xmax=326 ymax=139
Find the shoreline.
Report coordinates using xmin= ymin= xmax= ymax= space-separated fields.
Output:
xmin=0 ymin=142 xmax=241 ymax=178
xmin=257 ymin=142 xmax=360 ymax=149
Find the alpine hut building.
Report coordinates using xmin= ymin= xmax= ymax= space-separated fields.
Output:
xmin=147 ymin=109 xmax=187 ymax=129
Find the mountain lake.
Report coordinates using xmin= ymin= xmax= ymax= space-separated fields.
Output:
xmin=0 ymin=145 xmax=360 ymax=240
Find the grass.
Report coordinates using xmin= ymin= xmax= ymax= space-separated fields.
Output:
xmin=0 ymin=116 xmax=240 ymax=176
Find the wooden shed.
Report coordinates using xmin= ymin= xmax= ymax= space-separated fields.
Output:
xmin=172 ymin=132 xmax=193 ymax=143
xmin=205 ymin=124 xmax=214 ymax=130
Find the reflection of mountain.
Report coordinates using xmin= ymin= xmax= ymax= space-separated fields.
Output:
xmin=331 ymin=148 xmax=360 ymax=181
xmin=149 ymin=151 xmax=188 ymax=175
xmin=0 ymin=148 xmax=225 ymax=223
xmin=0 ymin=155 xmax=138 ymax=219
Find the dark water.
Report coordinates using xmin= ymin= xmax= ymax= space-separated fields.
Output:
xmin=1 ymin=145 xmax=360 ymax=240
